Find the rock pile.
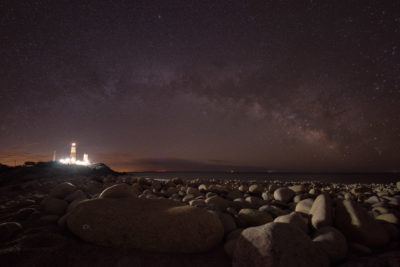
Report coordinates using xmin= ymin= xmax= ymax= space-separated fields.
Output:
xmin=2 ymin=175 xmax=399 ymax=266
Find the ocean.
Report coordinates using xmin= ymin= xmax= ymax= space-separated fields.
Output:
xmin=128 ymin=172 xmax=399 ymax=184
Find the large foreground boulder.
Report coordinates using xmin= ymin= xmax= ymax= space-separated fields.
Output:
xmin=335 ymin=200 xmax=390 ymax=248
xmin=310 ymin=193 xmax=333 ymax=229
xmin=312 ymin=226 xmax=348 ymax=262
xmin=66 ymin=197 xmax=224 ymax=253
xmin=233 ymin=222 xmax=329 ymax=267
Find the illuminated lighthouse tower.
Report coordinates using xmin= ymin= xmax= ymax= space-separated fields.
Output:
xmin=70 ymin=143 xmax=77 ymax=162
xmin=59 ymin=142 xmax=90 ymax=165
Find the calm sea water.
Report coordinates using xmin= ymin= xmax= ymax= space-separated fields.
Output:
xmin=129 ymin=172 xmax=399 ymax=184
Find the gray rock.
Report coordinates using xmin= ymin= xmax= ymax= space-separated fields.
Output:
xmin=249 ymin=184 xmax=264 ymax=194
xmin=310 ymin=193 xmax=332 ymax=229
xmin=245 ymin=196 xmax=265 ymax=207
xmin=99 ymin=183 xmax=139 ymax=199
xmin=41 ymin=197 xmax=68 ymax=215
xmin=273 ymin=187 xmax=295 ymax=203
xmin=237 ymin=208 xmax=273 ymax=227
xmin=364 ymin=195 xmax=380 ymax=205
xmin=182 ymin=194 xmax=195 ymax=203
xmin=295 ymin=198 xmax=314 ymax=215
xmin=50 ymin=182 xmax=77 ymax=199
xmin=261 ymin=192 xmax=272 ymax=201
xmin=312 ymin=226 xmax=348 ymax=262
xmin=66 ymin=198 xmax=224 ymax=253
xmin=259 ymin=205 xmax=288 ymax=218
xmin=186 ymin=187 xmax=201 ymax=196
xmin=376 ymin=213 xmax=399 ymax=225
xmin=289 ymin=184 xmax=306 ymax=193
xmin=232 ymin=222 xmax=329 ymax=267
xmin=274 ymin=212 xmax=308 ymax=233
xmin=205 ymin=195 xmax=230 ymax=211
xmin=335 ymin=199 xmax=390 ymax=247
xmin=238 ymin=185 xmax=248 ymax=192
xmin=0 ymin=222 xmax=22 ymax=242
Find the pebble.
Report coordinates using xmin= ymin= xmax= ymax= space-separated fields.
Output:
xmin=273 ymin=187 xmax=295 ymax=203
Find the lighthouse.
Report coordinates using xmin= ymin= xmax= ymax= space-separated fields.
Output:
xmin=59 ymin=142 xmax=91 ymax=165
xmin=70 ymin=142 xmax=77 ymax=162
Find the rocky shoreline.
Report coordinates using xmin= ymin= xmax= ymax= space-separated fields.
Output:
xmin=0 ymin=166 xmax=399 ymax=266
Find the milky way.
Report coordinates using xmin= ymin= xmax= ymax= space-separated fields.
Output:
xmin=0 ymin=1 xmax=399 ymax=171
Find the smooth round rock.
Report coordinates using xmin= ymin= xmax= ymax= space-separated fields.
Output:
xmin=99 ymin=183 xmax=139 ymax=199
xmin=249 ymin=184 xmax=264 ymax=194
xmin=205 ymin=195 xmax=230 ymax=211
xmin=335 ymin=200 xmax=390 ymax=248
xmin=376 ymin=213 xmax=399 ymax=225
xmin=238 ymin=208 xmax=273 ymax=227
xmin=233 ymin=222 xmax=329 ymax=267
xmin=273 ymin=187 xmax=295 ymax=203
xmin=312 ymin=226 xmax=348 ymax=262
xmin=66 ymin=198 xmax=224 ymax=253
xmin=274 ymin=212 xmax=308 ymax=233
xmin=295 ymin=198 xmax=314 ymax=215
xmin=310 ymin=193 xmax=333 ymax=229
xmin=50 ymin=182 xmax=77 ymax=199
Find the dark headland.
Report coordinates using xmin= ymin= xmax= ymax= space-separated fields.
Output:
xmin=0 ymin=162 xmax=399 ymax=266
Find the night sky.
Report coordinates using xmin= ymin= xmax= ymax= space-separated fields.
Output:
xmin=1 ymin=1 xmax=399 ymax=172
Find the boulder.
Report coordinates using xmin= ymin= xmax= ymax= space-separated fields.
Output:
xmin=274 ymin=212 xmax=308 ymax=233
xmin=186 ymin=187 xmax=201 ymax=196
xmin=335 ymin=200 xmax=390 ymax=247
xmin=248 ymin=184 xmax=264 ymax=194
xmin=312 ymin=226 xmax=348 ymax=262
xmin=66 ymin=198 xmax=224 ymax=253
xmin=310 ymin=193 xmax=332 ymax=229
xmin=295 ymin=198 xmax=314 ymax=215
xmin=273 ymin=187 xmax=294 ymax=203
xmin=41 ymin=197 xmax=68 ymax=215
xmin=232 ymin=222 xmax=329 ymax=267
xmin=376 ymin=213 xmax=399 ymax=225
xmin=289 ymin=184 xmax=305 ymax=193
xmin=99 ymin=183 xmax=139 ymax=199
xmin=261 ymin=192 xmax=272 ymax=201
xmin=245 ymin=196 xmax=264 ymax=207
xmin=259 ymin=205 xmax=288 ymax=218
xmin=50 ymin=182 xmax=77 ymax=199
xmin=364 ymin=196 xmax=380 ymax=205
xmin=237 ymin=209 xmax=273 ymax=227
xmin=205 ymin=195 xmax=230 ymax=211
